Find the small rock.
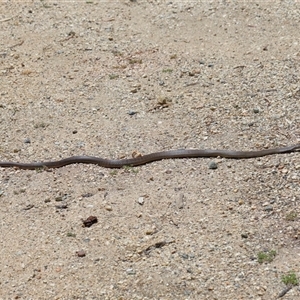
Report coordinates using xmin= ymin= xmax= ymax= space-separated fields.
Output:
xmin=55 ymin=204 xmax=68 ymax=209
xmin=23 ymin=204 xmax=34 ymax=210
xmin=24 ymin=138 xmax=31 ymax=144
xmin=76 ymin=250 xmax=86 ymax=257
xmin=55 ymin=196 xmax=63 ymax=202
xmin=264 ymin=206 xmax=273 ymax=212
xmin=176 ymin=194 xmax=185 ymax=209
xmin=253 ymin=108 xmax=260 ymax=113
xmin=82 ymin=193 xmax=93 ymax=198
xmin=137 ymin=197 xmax=144 ymax=205
xmin=180 ymin=253 xmax=189 ymax=260
xmin=209 ymin=161 xmax=218 ymax=169
xmin=105 ymin=205 xmax=112 ymax=211
xmin=145 ymin=227 xmax=157 ymax=235
xmin=126 ymin=268 xmax=136 ymax=275
xmin=127 ymin=110 xmax=137 ymax=116
xmin=82 ymin=216 xmax=98 ymax=227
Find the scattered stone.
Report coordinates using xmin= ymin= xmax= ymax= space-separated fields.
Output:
xmin=127 ymin=110 xmax=137 ymax=116
xmin=76 ymin=250 xmax=86 ymax=257
xmin=180 ymin=253 xmax=189 ymax=260
xmin=176 ymin=194 xmax=185 ymax=209
xmin=209 ymin=161 xmax=218 ymax=169
xmin=241 ymin=233 xmax=248 ymax=239
xmin=55 ymin=196 xmax=63 ymax=202
xmin=24 ymin=138 xmax=31 ymax=144
xmin=82 ymin=216 xmax=98 ymax=227
xmin=264 ymin=206 xmax=273 ymax=212
xmin=145 ymin=227 xmax=157 ymax=235
xmin=137 ymin=197 xmax=144 ymax=205
xmin=23 ymin=204 xmax=34 ymax=210
xmin=132 ymin=150 xmax=142 ymax=158
xmin=82 ymin=193 xmax=93 ymax=198
xmin=55 ymin=204 xmax=68 ymax=209
xmin=105 ymin=205 xmax=112 ymax=211
xmin=126 ymin=268 xmax=136 ymax=275
xmin=66 ymin=232 xmax=76 ymax=237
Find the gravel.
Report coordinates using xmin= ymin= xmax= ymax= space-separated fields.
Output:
xmin=0 ymin=1 xmax=299 ymax=299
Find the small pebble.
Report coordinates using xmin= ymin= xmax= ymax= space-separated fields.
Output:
xmin=55 ymin=204 xmax=68 ymax=209
xmin=264 ymin=206 xmax=273 ymax=212
xmin=128 ymin=110 xmax=137 ymax=116
xmin=82 ymin=216 xmax=98 ymax=227
xmin=126 ymin=268 xmax=136 ymax=275
xmin=105 ymin=205 xmax=112 ymax=211
xmin=76 ymin=250 xmax=86 ymax=257
xmin=209 ymin=161 xmax=218 ymax=169
xmin=24 ymin=138 xmax=31 ymax=144
xmin=180 ymin=253 xmax=189 ymax=260
xmin=137 ymin=197 xmax=144 ymax=205
xmin=82 ymin=193 xmax=93 ymax=198
xmin=176 ymin=194 xmax=185 ymax=209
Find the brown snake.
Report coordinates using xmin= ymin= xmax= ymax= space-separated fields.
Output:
xmin=0 ymin=144 xmax=299 ymax=170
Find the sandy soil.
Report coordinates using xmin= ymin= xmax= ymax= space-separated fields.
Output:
xmin=0 ymin=1 xmax=299 ymax=299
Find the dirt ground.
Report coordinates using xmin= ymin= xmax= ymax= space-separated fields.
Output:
xmin=0 ymin=1 xmax=300 ymax=299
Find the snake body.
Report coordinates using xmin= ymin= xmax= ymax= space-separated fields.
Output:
xmin=0 ymin=144 xmax=299 ymax=170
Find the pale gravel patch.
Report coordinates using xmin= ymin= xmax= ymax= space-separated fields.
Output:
xmin=0 ymin=1 xmax=300 ymax=299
